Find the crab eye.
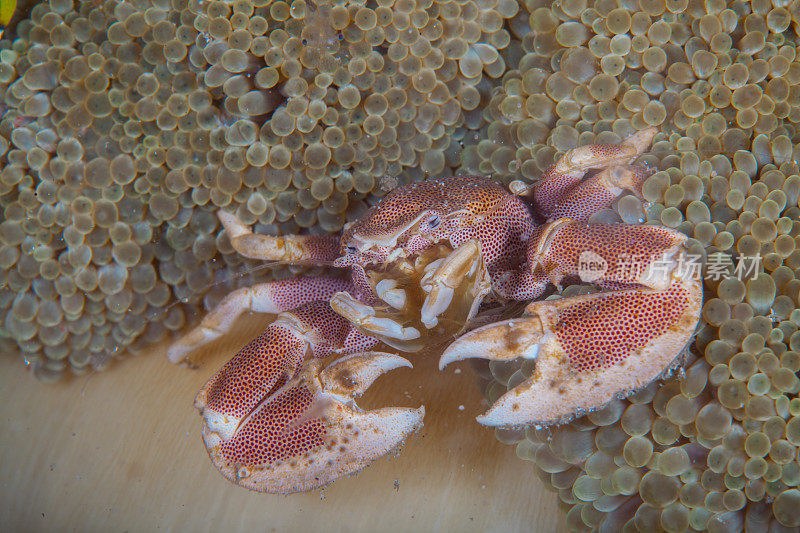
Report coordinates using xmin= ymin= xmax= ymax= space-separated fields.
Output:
xmin=301 ymin=38 xmax=308 ymax=45
xmin=337 ymin=33 xmax=344 ymax=40
xmin=346 ymin=245 xmax=358 ymax=254
xmin=427 ymin=215 xmax=441 ymax=229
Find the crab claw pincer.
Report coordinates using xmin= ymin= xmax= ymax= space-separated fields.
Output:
xmin=195 ymin=313 xmax=423 ymax=493
xmin=440 ymin=222 xmax=703 ymax=427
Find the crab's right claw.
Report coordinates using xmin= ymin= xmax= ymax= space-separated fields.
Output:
xmin=440 ymin=276 xmax=702 ymax=427
xmin=196 ymin=351 xmax=424 ymax=494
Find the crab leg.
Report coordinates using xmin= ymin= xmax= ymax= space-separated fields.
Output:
xmin=440 ymin=222 xmax=702 ymax=427
xmin=511 ymin=127 xmax=657 ymax=221
xmin=166 ymin=277 xmax=357 ymax=363
xmin=219 ymin=210 xmax=340 ymax=263
xmin=544 ymin=164 xmax=653 ymax=222
xmin=195 ymin=301 xmax=423 ymax=493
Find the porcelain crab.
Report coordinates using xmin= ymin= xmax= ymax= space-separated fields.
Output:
xmin=167 ymin=127 xmax=702 ymax=493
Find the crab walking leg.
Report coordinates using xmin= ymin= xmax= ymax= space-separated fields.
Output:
xmin=195 ymin=301 xmax=422 ymax=493
xmin=545 ymin=164 xmax=653 ymax=222
xmin=218 ymin=210 xmax=340 ymax=263
xmin=166 ymin=277 xmax=357 ymax=363
xmin=440 ymin=272 xmax=702 ymax=427
xmin=510 ymin=127 xmax=657 ymax=219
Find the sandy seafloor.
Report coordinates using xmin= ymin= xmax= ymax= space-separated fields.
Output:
xmin=1 ymin=313 xmax=565 ymax=531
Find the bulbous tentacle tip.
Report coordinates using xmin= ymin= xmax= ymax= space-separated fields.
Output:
xmin=198 ymin=352 xmax=424 ymax=494
xmin=444 ymin=275 xmax=702 ymax=428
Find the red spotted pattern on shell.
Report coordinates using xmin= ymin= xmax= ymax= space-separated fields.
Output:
xmin=554 ymin=284 xmax=689 ymax=372
xmin=219 ymin=384 xmax=326 ymax=467
xmin=343 ymin=176 xmax=508 ymax=242
xmin=206 ymin=302 xmax=351 ymax=418
xmin=545 ymin=165 xmax=652 ymax=222
xmin=302 ymin=235 xmax=343 ymax=262
xmin=531 ymin=222 xmax=683 ymax=282
xmin=205 ymin=326 xmax=307 ymax=419
xmin=264 ymin=277 xmax=356 ymax=313
xmin=342 ymin=176 xmax=537 ymax=297
xmin=533 ymin=144 xmax=636 ymax=214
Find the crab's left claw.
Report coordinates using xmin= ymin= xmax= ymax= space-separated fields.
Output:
xmin=197 ymin=352 xmax=424 ymax=494
xmin=440 ymin=272 xmax=702 ymax=427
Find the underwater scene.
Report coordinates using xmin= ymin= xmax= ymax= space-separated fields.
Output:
xmin=3 ymin=0 xmax=800 ymax=530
